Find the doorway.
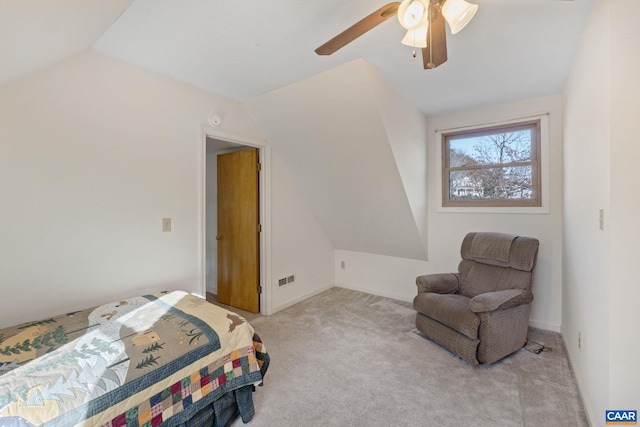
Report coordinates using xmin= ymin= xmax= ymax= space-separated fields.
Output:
xmin=216 ymin=148 xmax=259 ymax=313
xmin=203 ymin=135 xmax=271 ymax=315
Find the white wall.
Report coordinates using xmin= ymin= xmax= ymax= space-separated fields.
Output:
xmin=608 ymin=0 xmax=640 ymax=409
xmin=270 ymin=153 xmax=335 ymax=312
xmin=564 ymin=0 xmax=640 ymax=422
xmin=337 ymin=94 xmax=564 ymax=332
xmin=562 ymin=0 xmax=610 ymax=423
xmin=0 ymin=50 xmax=265 ymax=328
xmin=0 ymin=50 xmax=337 ymax=325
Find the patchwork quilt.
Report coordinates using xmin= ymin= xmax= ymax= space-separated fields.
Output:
xmin=0 ymin=291 xmax=268 ymax=427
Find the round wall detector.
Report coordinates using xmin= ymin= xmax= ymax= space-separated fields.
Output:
xmin=209 ymin=114 xmax=222 ymax=126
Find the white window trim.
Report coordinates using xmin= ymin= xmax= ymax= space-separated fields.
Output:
xmin=435 ymin=114 xmax=550 ymax=214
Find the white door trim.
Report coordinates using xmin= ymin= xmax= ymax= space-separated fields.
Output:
xmin=200 ymin=127 xmax=273 ymax=315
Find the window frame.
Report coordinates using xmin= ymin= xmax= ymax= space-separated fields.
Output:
xmin=441 ymin=119 xmax=542 ymax=209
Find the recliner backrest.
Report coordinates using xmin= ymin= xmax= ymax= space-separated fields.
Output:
xmin=457 ymin=232 xmax=539 ymax=298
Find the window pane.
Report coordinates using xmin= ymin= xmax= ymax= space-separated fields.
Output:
xmin=449 ymin=128 xmax=533 ymax=167
xmin=449 ymin=166 xmax=533 ymax=200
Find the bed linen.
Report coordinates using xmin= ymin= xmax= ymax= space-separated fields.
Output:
xmin=0 ymin=291 xmax=268 ymax=427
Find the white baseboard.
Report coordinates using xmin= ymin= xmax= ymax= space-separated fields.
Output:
xmin=271 ymin=282 xmax=335 ymax=314
xmin=333 ymin=281 xmax=564 ymax=338
xmin=561 ymin=333 xmax=595 ymax=427
xmin=335 ymin=283 xmax=413 ymax=303
xmin=336 ymin=284 xmax=561 ymax=333
xmin=529 ymin=319 xmax=561 ymax=332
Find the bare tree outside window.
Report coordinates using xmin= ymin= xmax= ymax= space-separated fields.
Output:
xmin=442 ymin=120 xmax=541 ymax=207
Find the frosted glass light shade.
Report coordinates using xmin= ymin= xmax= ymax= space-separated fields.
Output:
xmin=397 ymin=0 xmax=429 ymax=30
xmin=441 ymin=0 xmax=478 ymax=34
xmin=401 ymin=24 xmax=428 ymax=48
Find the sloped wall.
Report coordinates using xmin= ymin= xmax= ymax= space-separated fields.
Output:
xmin=364 ymin=62 xmax=429 ymax=257
xmin=0 ymin=0 xmax=133 ymax=85
xmin=244 ymin=59 xmax=428 ymax=261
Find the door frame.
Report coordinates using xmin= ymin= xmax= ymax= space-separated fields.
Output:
xmin=200 ymin=127 xmax=273 ymax=315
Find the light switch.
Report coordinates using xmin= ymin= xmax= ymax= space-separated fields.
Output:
xmin=162 ymin=218 xmax=171 ymax=232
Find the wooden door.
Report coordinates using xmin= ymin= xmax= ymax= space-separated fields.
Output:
xmin=217 ymin=148 xmax=260 ymax=313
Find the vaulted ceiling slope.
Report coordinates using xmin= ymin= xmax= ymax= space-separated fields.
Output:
xmin=91 ymin=0 xmax=595 ymax=116
xmin=245 ymin=59 xmax=428 ymax=260
xmin=0 ymin=0 xmax=133 ymax=84
xmin=1 ymin=1 xmax=595 ymax=116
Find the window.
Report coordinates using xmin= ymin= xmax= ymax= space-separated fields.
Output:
xmin=442 ymin=120 xmax=541 ymax=207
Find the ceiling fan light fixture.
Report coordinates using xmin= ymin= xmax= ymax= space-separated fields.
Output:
xmin=398 ymin=0 xmax=429 ymax=30
xmin=401 ymin=24 xmax=428 ymax=48
xmin=441 ymin=0 xmax=478 ymax=34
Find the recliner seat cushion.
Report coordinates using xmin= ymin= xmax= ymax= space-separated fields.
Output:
xmin=413 ymin=293 xmax=479 ymax=339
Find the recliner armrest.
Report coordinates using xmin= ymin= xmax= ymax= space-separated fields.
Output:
xmin=416 ymin=273 xmax=459 ymax=294
xmin=469 ymin=289 xmax=533 ymax=313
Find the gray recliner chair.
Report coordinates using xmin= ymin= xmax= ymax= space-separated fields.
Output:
xmin=413 ymin=232 xmax=539 ymax=365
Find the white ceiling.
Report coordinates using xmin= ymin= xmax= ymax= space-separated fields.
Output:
xmin=1 ymin=0 xmax=594 ymax=115
xmin=0 ymin=0 xmax=133 ymax=84
xmin=91 ymin=0 xmax=594 ymax=116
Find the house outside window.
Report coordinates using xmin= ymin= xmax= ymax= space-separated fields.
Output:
xmin=442 ymin=120 xmax=541 ymax=208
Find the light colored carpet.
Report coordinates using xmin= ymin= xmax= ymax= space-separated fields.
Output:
xmin=206 ymin=292 xmax=261 ymax=322
xmin=228 ymin=287 xmax=587 ymax=427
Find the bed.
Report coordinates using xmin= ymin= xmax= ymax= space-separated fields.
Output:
xmin=0 ymin=291 xmax=269 ymax=427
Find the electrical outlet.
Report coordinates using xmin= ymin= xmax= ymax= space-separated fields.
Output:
xmin=340 ymin=261 xmax=345 ymax=269
xmin=162 ymin=218 xmax=171 ymax=232
xmin=599 ymin=208 xmax=604 ymax=230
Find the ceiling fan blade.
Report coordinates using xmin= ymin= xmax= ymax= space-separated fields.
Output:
xmin=315 ymin=2 xmax=401 ymax=55
xmin=422 ymin=1 xmax=447 ymax=69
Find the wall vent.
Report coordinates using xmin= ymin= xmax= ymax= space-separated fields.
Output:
xmin=278 ymin=274 xmax=296 ymax=286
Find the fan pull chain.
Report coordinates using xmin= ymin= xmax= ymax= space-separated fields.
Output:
xmin=426 ymin=7 xmax=435 ymax=69
xmin=410 ymin=28 xmax=417 ymax=58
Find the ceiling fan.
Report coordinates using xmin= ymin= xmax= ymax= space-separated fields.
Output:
xmin=315 ymin=0 xmax=479 ymax=70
